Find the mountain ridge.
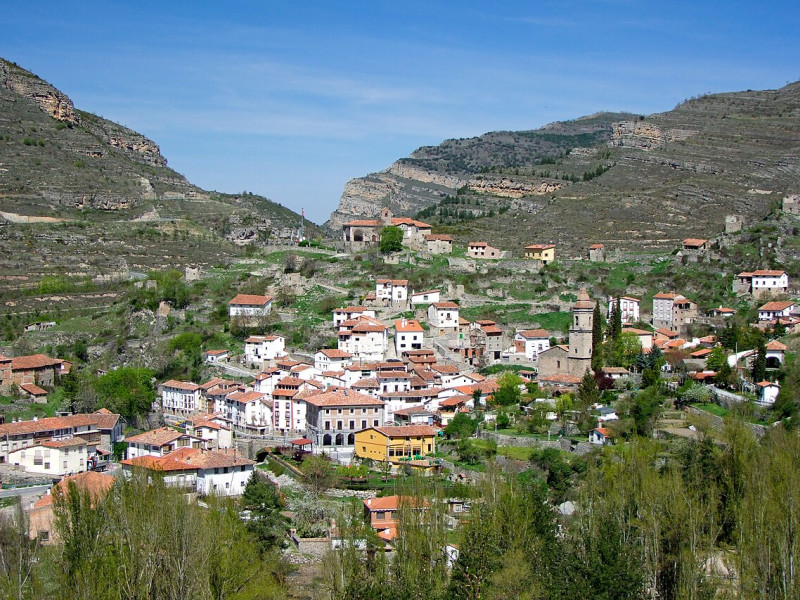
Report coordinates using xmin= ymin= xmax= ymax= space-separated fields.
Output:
xmin=326 ymin=83 xmax=800 ymax=254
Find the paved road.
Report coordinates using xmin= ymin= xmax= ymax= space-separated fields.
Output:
xmin=0 ymin=484 xmax=50 ymax=498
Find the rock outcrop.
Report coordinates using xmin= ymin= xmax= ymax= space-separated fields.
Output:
xmin=1 ymin=59 xmax=79 ymax=125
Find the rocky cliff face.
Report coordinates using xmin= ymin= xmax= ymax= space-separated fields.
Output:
xmin=1 ymin=59 xmax=79 ymax=125
xmin=1 ymin=59 xmax=166 ymax=168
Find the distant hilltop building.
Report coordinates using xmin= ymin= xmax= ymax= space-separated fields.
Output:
xmin=588 ymin=243 xmax=605 ymax=262
xmin=341 ymin=207 xmax=432 ymax=252
xmin=524 ymin=244 xmax=555 ymax=264
xmin=725 ymin=214 xmax=744 ymax=234
xmin=782 ymin=194 xmax=800 ymax=215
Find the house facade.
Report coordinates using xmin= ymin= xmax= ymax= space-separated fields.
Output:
xmin=244 ymin=335 xmax=286 ymax=365
xmin=395 ymin=319 xmax=424 ymax=355
xmin=524 ymin=244 xmax=555 ymax=263
xmin=160 ymin=380 xmax=202 ymax=416
xmin=342 ymin=208 xmax=432 ymax=252
xmin=735 ymin=270 xmax=789 ymax=297
xmin=410 ymin=289 xmax=441 ymax=305
xmin=376 ymin=279 xmax=409 ymax=305
xmin=304 ymin=390 xmax=385 ymax=452
xmin=425 ymin=234 xmax=453 ymax=254
xmin=354 ymin=425 xmax=438 ymax=463
xmin=427 ymin=302 xmax=460 ymax=334
xmin=608 ymin=296 xmax=640 ymax=324
xmin=467 ymin=242 xmax=501 ymax=259
xmin=513 ymin=329 xmax=551 ymax=361
xmin=228 ymin=294 xmax=273 ymax=318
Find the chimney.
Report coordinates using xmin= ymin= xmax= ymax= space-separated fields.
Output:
xmin=367 ymin=498 xmax=372 ymax=506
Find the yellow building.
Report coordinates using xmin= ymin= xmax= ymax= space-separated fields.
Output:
xmin=355 ymin=425 xmax=438 ymax=463
xmin=524 ymin=244 xmax=555 ymax=263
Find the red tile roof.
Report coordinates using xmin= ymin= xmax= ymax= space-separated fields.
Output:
xmin=304 ymin=389 xmax=384 ymax=407
xmin=10 ymin=354 xmax=63 ymax=371
xmin=229 ymin=294 xmax=272 ymax=306
xmin=759 ymin=301 xmax=795 ymax=311
xmin=0 ymin=412 xmax=119 ymax=437
xmin=370 ymin=425 xmax=438 ymax=438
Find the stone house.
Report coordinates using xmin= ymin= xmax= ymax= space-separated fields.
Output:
xmin=467 ymin=242 xmax=501 ymax=259
xmin=425 ymin=234 xmax=453 ymax=254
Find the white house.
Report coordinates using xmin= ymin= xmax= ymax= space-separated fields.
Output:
xmin=736 ymin=270 xmax=789 ymax=297
xmin=228 ymin=294 xmax=273 ymax=318
xmin=589 ymin=427 xmax=615 ymax=446
xmin=204 ymin=349 xmax=230 ymax=363
xmin=8 ymin=438 xmax=88 ymax=477
xmin=333 ymin=306 xmax=377 ymax=328
xmin=410 ymin=289 xmax=441 ymax=306
xmin=338 ymin=316 xmax=389 ymax=362
xmin=217 ymin=391 xmax=273 ymax=436
xmin=395 ymin=319 xmax=424 ymax=355
xmin=756 ymin=381 xmax=780 ymax=405
xmin=121 ymin=447 xmax=255 ymax=497
xmin=376 ymin=279 xmax=409 ymax=305
xmin=607 ymin=296 xmax=640 ymax=324
xmin=244 ymin=335 xmax=286 ymax=365
xmin=314 ymin=348 xmax=353 ymax=371
xmin=513 ymin=329 xmax=551 ymax=361
xmin=758 ymin=301 xmax=795 ymax=321
xmin=126 ymin=427 xmax=205 ymax=459
xmin=427 ymin=302 xmax=460 ymax=334
xmin=186 ymin=418 xmax=233 ymax=450
xmin=160 ymin=380 xmax=202 ymax=416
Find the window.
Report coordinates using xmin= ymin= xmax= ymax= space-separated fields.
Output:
xmin=63 ymin=460 xmax=68 ymax=469
xmin=38 ymin=531 xmax=50 ymax=542
xmin=44 ymin=462 xmax=50 ymax=470
xmin=373 ymin=420 xmax=379 ymax=427
xmin=376 ymin=512 xmax=385 ymax=520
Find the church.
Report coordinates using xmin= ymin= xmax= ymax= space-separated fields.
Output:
xmin=536 ymin=288 xmax=594 ymax=380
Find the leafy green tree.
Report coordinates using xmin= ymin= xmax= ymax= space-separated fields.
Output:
xmin=492 ymin=372 xmax=522 ymax=406
xmin=444 ymin=413 xmax=477 ymax=439
xmin=379 ymin=225 xmax=403 ymax=253
xmin=94 ymin=367 xmax=155 ymax=421
xmin=301 ymin=454 xmax=338 ymax=496
xmin=629 ymin=386 xmax=662 ymax=436
xmin=241 ymin=472 xmax=286 ymax=553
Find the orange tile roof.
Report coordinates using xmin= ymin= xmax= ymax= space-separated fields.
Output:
xmin=431 ymin=302 xmax=459 ymax=309
xmin=752 ymin=270 xmax=786 ymax=277
xmin=539 ymin=373 xmax=582 ymax=385
xmin=469 ymin=242 xmax=488 ymax=247
xmin=161 ymin=379 xmax=201 ymax=391
xmin=318 ymin=348 xmax=353 ymax=358
xmin=766 ymin=340 xmax=787 ymax=351
xmin=525 ymin=243 xmax=555 ymax=250
xmin=759 ymin=301 xmax=795 ymax=311
xmin=0 ymin=412 xmax=119 ymax=437
xmin=19 ymin=383 xmax=48 ymax=396
xmin=395 ymin=319 xmax=424 ymax=332
xmin=683 ymin=238 xmax=708 ymax=247
xmin=371 ymin=425 xmax=438 ymax=438
xmin=304 ymin=389 xmax=384 ymax=407
xmin=42 ymin=437 xmax=87 ymax=448
xmin=229 ymin=294 xmax=272 ymax=306
xmin=126 ymin=427 xmax=188 ymax=446
xmin=36 ymin=471 xmax=116 ymax=509
xmin=227 ymin=391 xmax=267 ymax=404
xmin=10 ymin=354 xmax=63 ymax=371
xmin=517 ymin=329 xmax=550 ymax=338
xmin=425 ymin=234 xmax=452 ymax=241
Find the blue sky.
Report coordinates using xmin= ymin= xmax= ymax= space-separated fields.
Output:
xmin=2 ymin=1 xmax=799 ymax=223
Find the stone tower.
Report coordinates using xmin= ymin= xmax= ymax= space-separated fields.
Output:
xmin=568 ymin=288 xmax=594 ymax=377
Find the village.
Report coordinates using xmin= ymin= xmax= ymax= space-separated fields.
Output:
xmin=0 ymin=194 xmax=797 ymax=582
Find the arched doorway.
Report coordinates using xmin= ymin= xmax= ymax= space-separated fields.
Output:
xmin=323 ymin=434 xmax=332 ymax=446
xmin=335 ymin=433 xmax=344 ymax=446
xmin=347 ymin=433 xmax=355 ymax=445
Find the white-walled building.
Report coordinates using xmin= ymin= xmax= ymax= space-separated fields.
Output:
xmin=315 ymin=348 xmax=353 ymax=371
xmin=410 ymin=289 xmax=441 ymax=305
xmin=758 ymin=301 xmax=795 ymax=321
xmin=228 ymin=294 xmax=273 ymax=318
xmin=216 ymin=390 xmax=273 ymax=436
xmin=395 ymin=319 xmax=424 ymax=355
xmin=333 ymin=306 xmax=377 ymax=328
xmin=338 ymin=316 xmax=389 ymax=362
xmin=513 ymin=329 xmax=551 ymax=361
xmin=427 ymin=302 xmax=460 ymax=334
xmin=607 ymin=296 xmax=640 ymax=324
xmin=376 ymin=279 xmax=409 ymax=305
xmin=735 ymin=270 xmax=789 ymax=297
xmin=8 ymin=438 xmax=88 ymax=477
xmin=120 ymin=447 xmax=255 ymax=497
xmin=160 ymin=380 xmax=202 ymax=416
xmin=244 ymin=335 xmax=286 ymax=366
xmin=126 ymin=427 xmax=205 ymax=459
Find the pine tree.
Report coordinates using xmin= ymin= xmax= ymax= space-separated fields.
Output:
xmin=751 ymin=338 xmax=767 ymax=382
xmin=592 ymin=303 xmax=603 ymax=370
